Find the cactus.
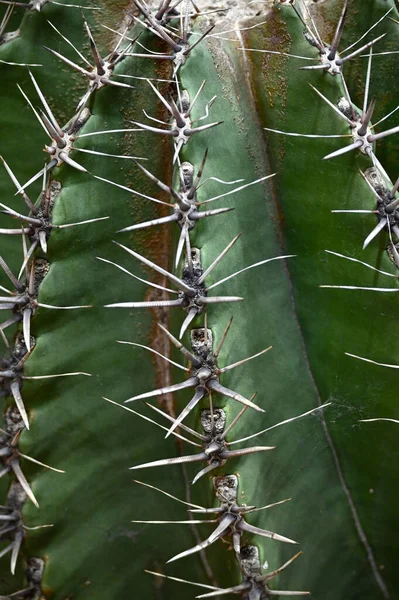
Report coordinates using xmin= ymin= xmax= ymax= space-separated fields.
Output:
xmin=0 ymin=1 xmax=399 ymax=598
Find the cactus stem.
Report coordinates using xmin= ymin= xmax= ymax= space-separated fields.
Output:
xmin=1 ymin=1 xmax=396 ymax=592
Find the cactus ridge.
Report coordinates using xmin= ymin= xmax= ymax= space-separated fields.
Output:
xmin=0 ymin=0 xmax=398 ymax=597
xmin=0 ymin=3 xmax=114 ymax=583
xmin=106 ymin=6 xmax=309 ymax=595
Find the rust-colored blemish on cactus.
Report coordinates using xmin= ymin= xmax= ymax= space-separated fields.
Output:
xmin=244 ymin=10 xmax=290 ymax=112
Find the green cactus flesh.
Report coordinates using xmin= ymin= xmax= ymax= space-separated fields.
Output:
xmin=1 ymin=1 xmax=399 ymax=599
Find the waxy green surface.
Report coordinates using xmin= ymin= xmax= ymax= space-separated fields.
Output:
xmin=242 ymin=3 xmax=399 ymax=597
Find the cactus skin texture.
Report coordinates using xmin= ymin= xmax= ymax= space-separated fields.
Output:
xmin=0 ymin=1 xmax=399 ymax=599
